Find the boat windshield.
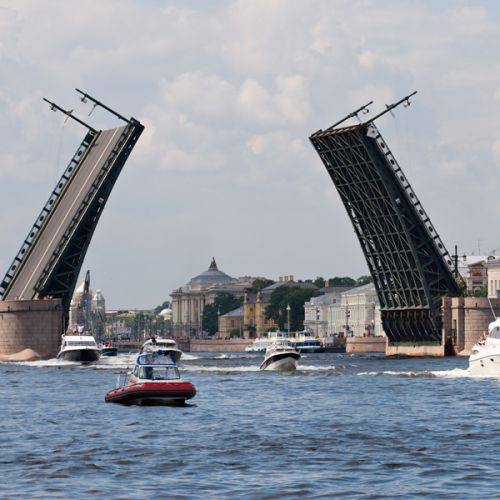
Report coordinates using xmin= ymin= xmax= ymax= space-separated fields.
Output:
xmin=67 ymin=341 xmax=96 ymax=347
xmin=157 ymin=340 xmax=176 ymax=347
xmin=139 ymin=366 xmax=180 ymax=380
xmin=489 ymin=325 xmax=500 ymax=339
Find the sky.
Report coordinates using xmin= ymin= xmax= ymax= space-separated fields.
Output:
xmin=1 ymin=0 xmax=500 ymax=309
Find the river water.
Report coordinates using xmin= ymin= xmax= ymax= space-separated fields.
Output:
xmin=1 ymin=352 xmax=498 ymax=498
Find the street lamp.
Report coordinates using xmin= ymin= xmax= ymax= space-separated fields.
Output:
xmin=217 ymin=307 xmax=221 ymax=338
xmin=286 ymin=304 xmax=291 ymax=336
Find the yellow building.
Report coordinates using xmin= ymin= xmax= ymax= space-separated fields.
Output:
xmin=218 ymin=306 xmax=244 ymax=339
xmin=243 ymin=277 xmax=319 ymax=337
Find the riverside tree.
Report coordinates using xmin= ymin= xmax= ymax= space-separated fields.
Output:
xmin=202 ymin=293 xmax=243 ymax=336
xmin=265 ymin=286 xmax=320 ymax=331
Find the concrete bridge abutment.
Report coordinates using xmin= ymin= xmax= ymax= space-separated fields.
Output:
xmin=0 ymin=299 xmax=63 ymax=359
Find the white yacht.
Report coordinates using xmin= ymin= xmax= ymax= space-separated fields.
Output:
xmin=140 ymin=337 xmax=183 ymax=363
xmin=259 ymin=339 xmax=300 ymax=371
xmin=469 ymin=319 xmax=500 ymax=377
xmin=57 ymin=333 xmax=100 ymax=362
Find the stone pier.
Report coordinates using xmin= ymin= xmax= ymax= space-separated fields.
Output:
xmin=0 ymin=299 xmax=63 ymax=359
xmin=442 ymin=296 xmax=500 ymax=356
xmin=346 ymin=336 xmax=386 ymax=353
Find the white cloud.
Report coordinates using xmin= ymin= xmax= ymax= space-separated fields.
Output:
xmin=1 ymin=0 xmax=500 ymax=307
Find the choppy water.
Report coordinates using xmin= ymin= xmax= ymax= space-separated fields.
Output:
xmin=1 ymin=352 xmax=498 ymax=498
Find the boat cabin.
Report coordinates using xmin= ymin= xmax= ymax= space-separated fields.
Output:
xmin=132 ymin=353 xmax=180 ymax=381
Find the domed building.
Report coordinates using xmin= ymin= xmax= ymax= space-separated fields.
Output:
xmin=171 ymin=258 xmax=254 ymax=338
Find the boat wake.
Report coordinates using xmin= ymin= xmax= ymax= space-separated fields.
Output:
xmin=356 ymin=368 xmax=494 ymax=378
xmin=297 ymin=364 xmax=338 ymax=371
xmin=181 ymin=353 xmax=199 ymax=361
xmin=182 ymin=364 xmax=260 ymax=372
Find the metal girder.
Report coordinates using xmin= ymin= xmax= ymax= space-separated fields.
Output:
xmin=310 ymin=120 xmax=461 ymax=343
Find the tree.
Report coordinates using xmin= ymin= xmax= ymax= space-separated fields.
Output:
xmin=313 ymin=276 xmax=326 ymax=288
xmin=327 ymin=276 xmax=357 ymax=287
xmin=265 ymin=286 xmax=320 ymax=331
xmin=473 ymin=285 xmax=487 ymax=297
xmin=154 ymin=300 xmax=171 ymax=314
xmin=356 ymin=275 xmax=373 ymax=286
xmin=246 ymin=278 xmax=274 ymax=294
xmin=202 ymin=293 xmax=243 ymax=336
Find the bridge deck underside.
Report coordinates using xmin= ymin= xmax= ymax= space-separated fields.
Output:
xmin=310 ymin=124 xmax=461 ymax=343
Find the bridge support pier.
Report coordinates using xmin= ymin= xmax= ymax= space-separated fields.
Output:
xmin=0 ymin=299 xmax=63 ymax=359
xmin=385 ymin=342 xmax=446 ymax=357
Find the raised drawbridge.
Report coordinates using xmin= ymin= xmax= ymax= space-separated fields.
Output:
xmin=309 ymin=93 xmax=462 ymax=344
xmin=0 ymin=90 xmax=144 ymax=313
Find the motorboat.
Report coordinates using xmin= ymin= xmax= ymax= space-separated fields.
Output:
xmin=57 ymin=333 xmax=100 ymax=362
xmin=259 ymin=339 xmax=300 ymax=371
xmin=105 ymin=351 xmax=196 ymax=405
xmin=469 ymin=318 xmax=500 ymax=377
xmin=100 ymin=341 xmax=118 ymax=357
xmin=140 ymin=337 xmax=183 ymax=363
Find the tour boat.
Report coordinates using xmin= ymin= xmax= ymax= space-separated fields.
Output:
xmin=105 ymin=351 xmax=196 ymax=405
xmin=140 ymin=337 xmax=183 ymax=363
xmin=57 ymin=333 xmax=100 ymax=362
xmin=292 ymin=331 xmax=323 ymax=353
xmin=469 ymin=318 xmax=500 ymax=377
xmin=259 ymin=340 xmax=300 ymax=371
xmin=247 ymin=330 xmax=323 ymax=354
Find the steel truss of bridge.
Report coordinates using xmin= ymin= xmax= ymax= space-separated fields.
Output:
xmin=0 ymin=90 xmax=144 ymax=313
xmin=309 ymin=93 xmax=462 ymax=344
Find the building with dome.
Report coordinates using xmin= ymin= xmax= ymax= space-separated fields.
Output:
xmin=68 ymin=271 xmax=106 ymax=336
xmin=171 ymin=258 xmax=256 ymax=338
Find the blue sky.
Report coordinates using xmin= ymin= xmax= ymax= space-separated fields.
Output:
xmin=1 ymin=0 xmax=499 ymax=308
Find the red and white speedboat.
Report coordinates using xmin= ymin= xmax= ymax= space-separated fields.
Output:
xmin=105 ymin=352 xmax=196 ymax=405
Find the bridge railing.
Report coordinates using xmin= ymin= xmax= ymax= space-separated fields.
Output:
xmin=34 ymin=124 xmax=134 ymax=294
xmin=0 ymin=130 xmax=97 ymax=298
xmin=365 ymin=123 xmax=457 ymax=275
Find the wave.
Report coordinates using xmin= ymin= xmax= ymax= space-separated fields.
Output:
xmin=297 ymin=364 xmax=337 ymax=371
xmin=182 ymin=364 xmax=260 ymax=372
xmin=357 ymin=368 xmax=475 ymax=378
xmin=181 ymin=353 xmax=199 ymax=361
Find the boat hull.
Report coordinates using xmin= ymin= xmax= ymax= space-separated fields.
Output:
xmin=100 ymin=347 xmax=118 ymax=357
xmin=469 ymin=352 xmax=500 ymax=377
xmin=57 ymin=348 xmax=100 ymax=362
xmin=105 ymin=381 xmax=196 ymax=405
xmin=260 ymin=352 xmax=300 ymax=371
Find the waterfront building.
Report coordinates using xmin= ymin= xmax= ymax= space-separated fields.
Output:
xmin=304 ymin=287 xmax=354 ymax=338
xmin=218 ymin=306 xmax=243 ymax=339
xmin=68 ymin=279 xmax=92 ymax=330
xmin=486 ymin=257 xmax=500 ymax=298
xmin=328 ymin=283 xmax=384 ymax=337
xmin=68 ymin=273 xmax=106 ymax=336
xmin=243 ymin=276 xmax=318 ymax=337
xmin=158 ymin=307 xmax=173 ymax=322
xmin=456 ymin=255 xmax=494 ymax=294
xmin=171 ymin=258 xmax=256 ymax=338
